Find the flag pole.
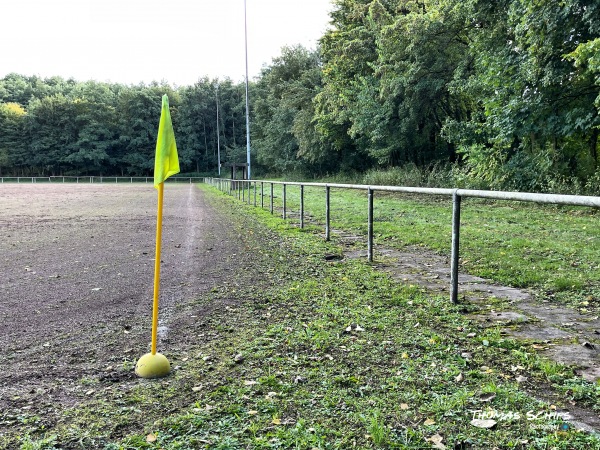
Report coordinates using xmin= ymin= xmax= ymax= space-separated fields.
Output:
xmin=151 ymin=182 xmax=164 ymax=355
xmin=136 ymin=94 xmax=179 ymax=379
xmin=135 ymin=181 xmax=170 ymax=378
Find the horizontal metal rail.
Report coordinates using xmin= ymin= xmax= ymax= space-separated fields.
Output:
xmin=204 ymin=177 xmax=600 ymax=304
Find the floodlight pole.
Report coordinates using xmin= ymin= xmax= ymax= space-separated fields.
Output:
xmin=244 ymin=0 xmax=251 ymax=180
xmin=216 ymin=83 xmax=221 ymax=176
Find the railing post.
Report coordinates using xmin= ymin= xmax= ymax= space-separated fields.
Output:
xmin=248 ymin=181 xmax=251 ymax=205
xmin=368 ymin=188 xmax=374 ymax=262
xmin=270 ymin=183 xmax=274 ymax=214
xmin=450 ymin=190 xmax=462 ymax=304
xmin=283 ymin=184 xmax=287 ymax=220
xmin=325 ymin=185 xmax=331 ymax=241
xmin=300 ymin=185 xmax=304 ymax=229
xmin=261 ymin=182 xmax=264 ymax=208
xmin=242 ymin=181 xmax=246 ymax=202
xmin=254 ymin=182 xmax=257 ymax=207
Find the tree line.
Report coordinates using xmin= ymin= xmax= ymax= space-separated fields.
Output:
xmin=0 ymin=75 xmax=248 ymax=177
xmin=1 ymin=0 xmax=599 ymax=193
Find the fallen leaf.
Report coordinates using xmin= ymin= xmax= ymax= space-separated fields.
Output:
xmin=455 ymin=372 xmax=464 ymax=382
xmin=146 ymin=433 xmax=157 ymax=443
xmin=467 ymin=332 xmax=476 ymax=338
xmin=248 ymin=410 xmax=258 ymax=415
xmin=272 ymin=418 xmax=281 ymax=425
xmin=424 ymin=418 xmax=435 ymax=426
xmin=480 ymin=392 xmax=496 ymax=402
xmin=400 ymin=403 xmax=409 ymax=410
xmin=244 ymin=380 xmax=258 ymax=386
xmin=192 ymin=386 xmax=202 ymax=392
xmin=470 ymin=419 xmax=496 ymax=429
xmin=401 ymin=352 xmax=409 ymax=359
xmin=515 ymin=375 xmax=528 ymax=383
xmin=427 ymin=433 xmax=446 ymax=449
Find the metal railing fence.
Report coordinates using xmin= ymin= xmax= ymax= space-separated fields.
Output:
xmin=0 ymin=176 xmax=204 ymax=184
xmin=205 ymin=177 xmax=600 ymax=304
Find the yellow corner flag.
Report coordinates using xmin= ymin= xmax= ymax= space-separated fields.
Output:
xmin=135 ymin=94 xmax=180 ymax=379
xmin=154 ymin=94 xmax=180 ymax=188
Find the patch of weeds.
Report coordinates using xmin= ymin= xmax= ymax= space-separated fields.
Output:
xmin=536 ymin=359 xmax=571 ymax=382
xmin=361 ymin=410 xmax=389 ymax=447
xmin=556 ymin=378 xmax=600 ymax=408
xmin=17 ymin=434 xmax=57 ymax=450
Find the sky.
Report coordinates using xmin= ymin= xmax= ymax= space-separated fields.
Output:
xmin=2 ymin=0 xmax=333 ymax=86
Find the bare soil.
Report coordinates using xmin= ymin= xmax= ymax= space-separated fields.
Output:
xmin=0 ymin=183 xmax=248 ymax=436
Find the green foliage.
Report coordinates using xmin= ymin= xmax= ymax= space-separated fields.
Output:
xmin=1 ymin=0 xmax=600 ymax=186
xmin=0 ymin=74 xmax=246 ymax=177
xmin=253 ymin=45 xmax=336 ymax=176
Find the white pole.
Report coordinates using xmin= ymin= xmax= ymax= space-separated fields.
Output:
xmin=216 ymin=84 xmax=221 ymax=176
xmin=244 ymin=0 xmax=251 ymax=180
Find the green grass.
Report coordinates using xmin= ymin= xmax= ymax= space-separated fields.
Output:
xmin=6 ymin=184 xmax=600 ymax=449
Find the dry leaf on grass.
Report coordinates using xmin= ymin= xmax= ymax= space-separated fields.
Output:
xmin=470 ymin=419 xmax=497 ymax=429
xmin=424 ymin=418 xmax=436 ymax=426
xmin=480 ymin=392 xmax=496 ymax=402
xmin=427 ymin=434 xmax=446 ymax=449
xmin=146 ymin=433 xmax=157 ymax=443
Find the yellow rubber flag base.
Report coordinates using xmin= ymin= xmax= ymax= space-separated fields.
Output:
xmin=135 ymin=352 xmax=171 ymax=379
